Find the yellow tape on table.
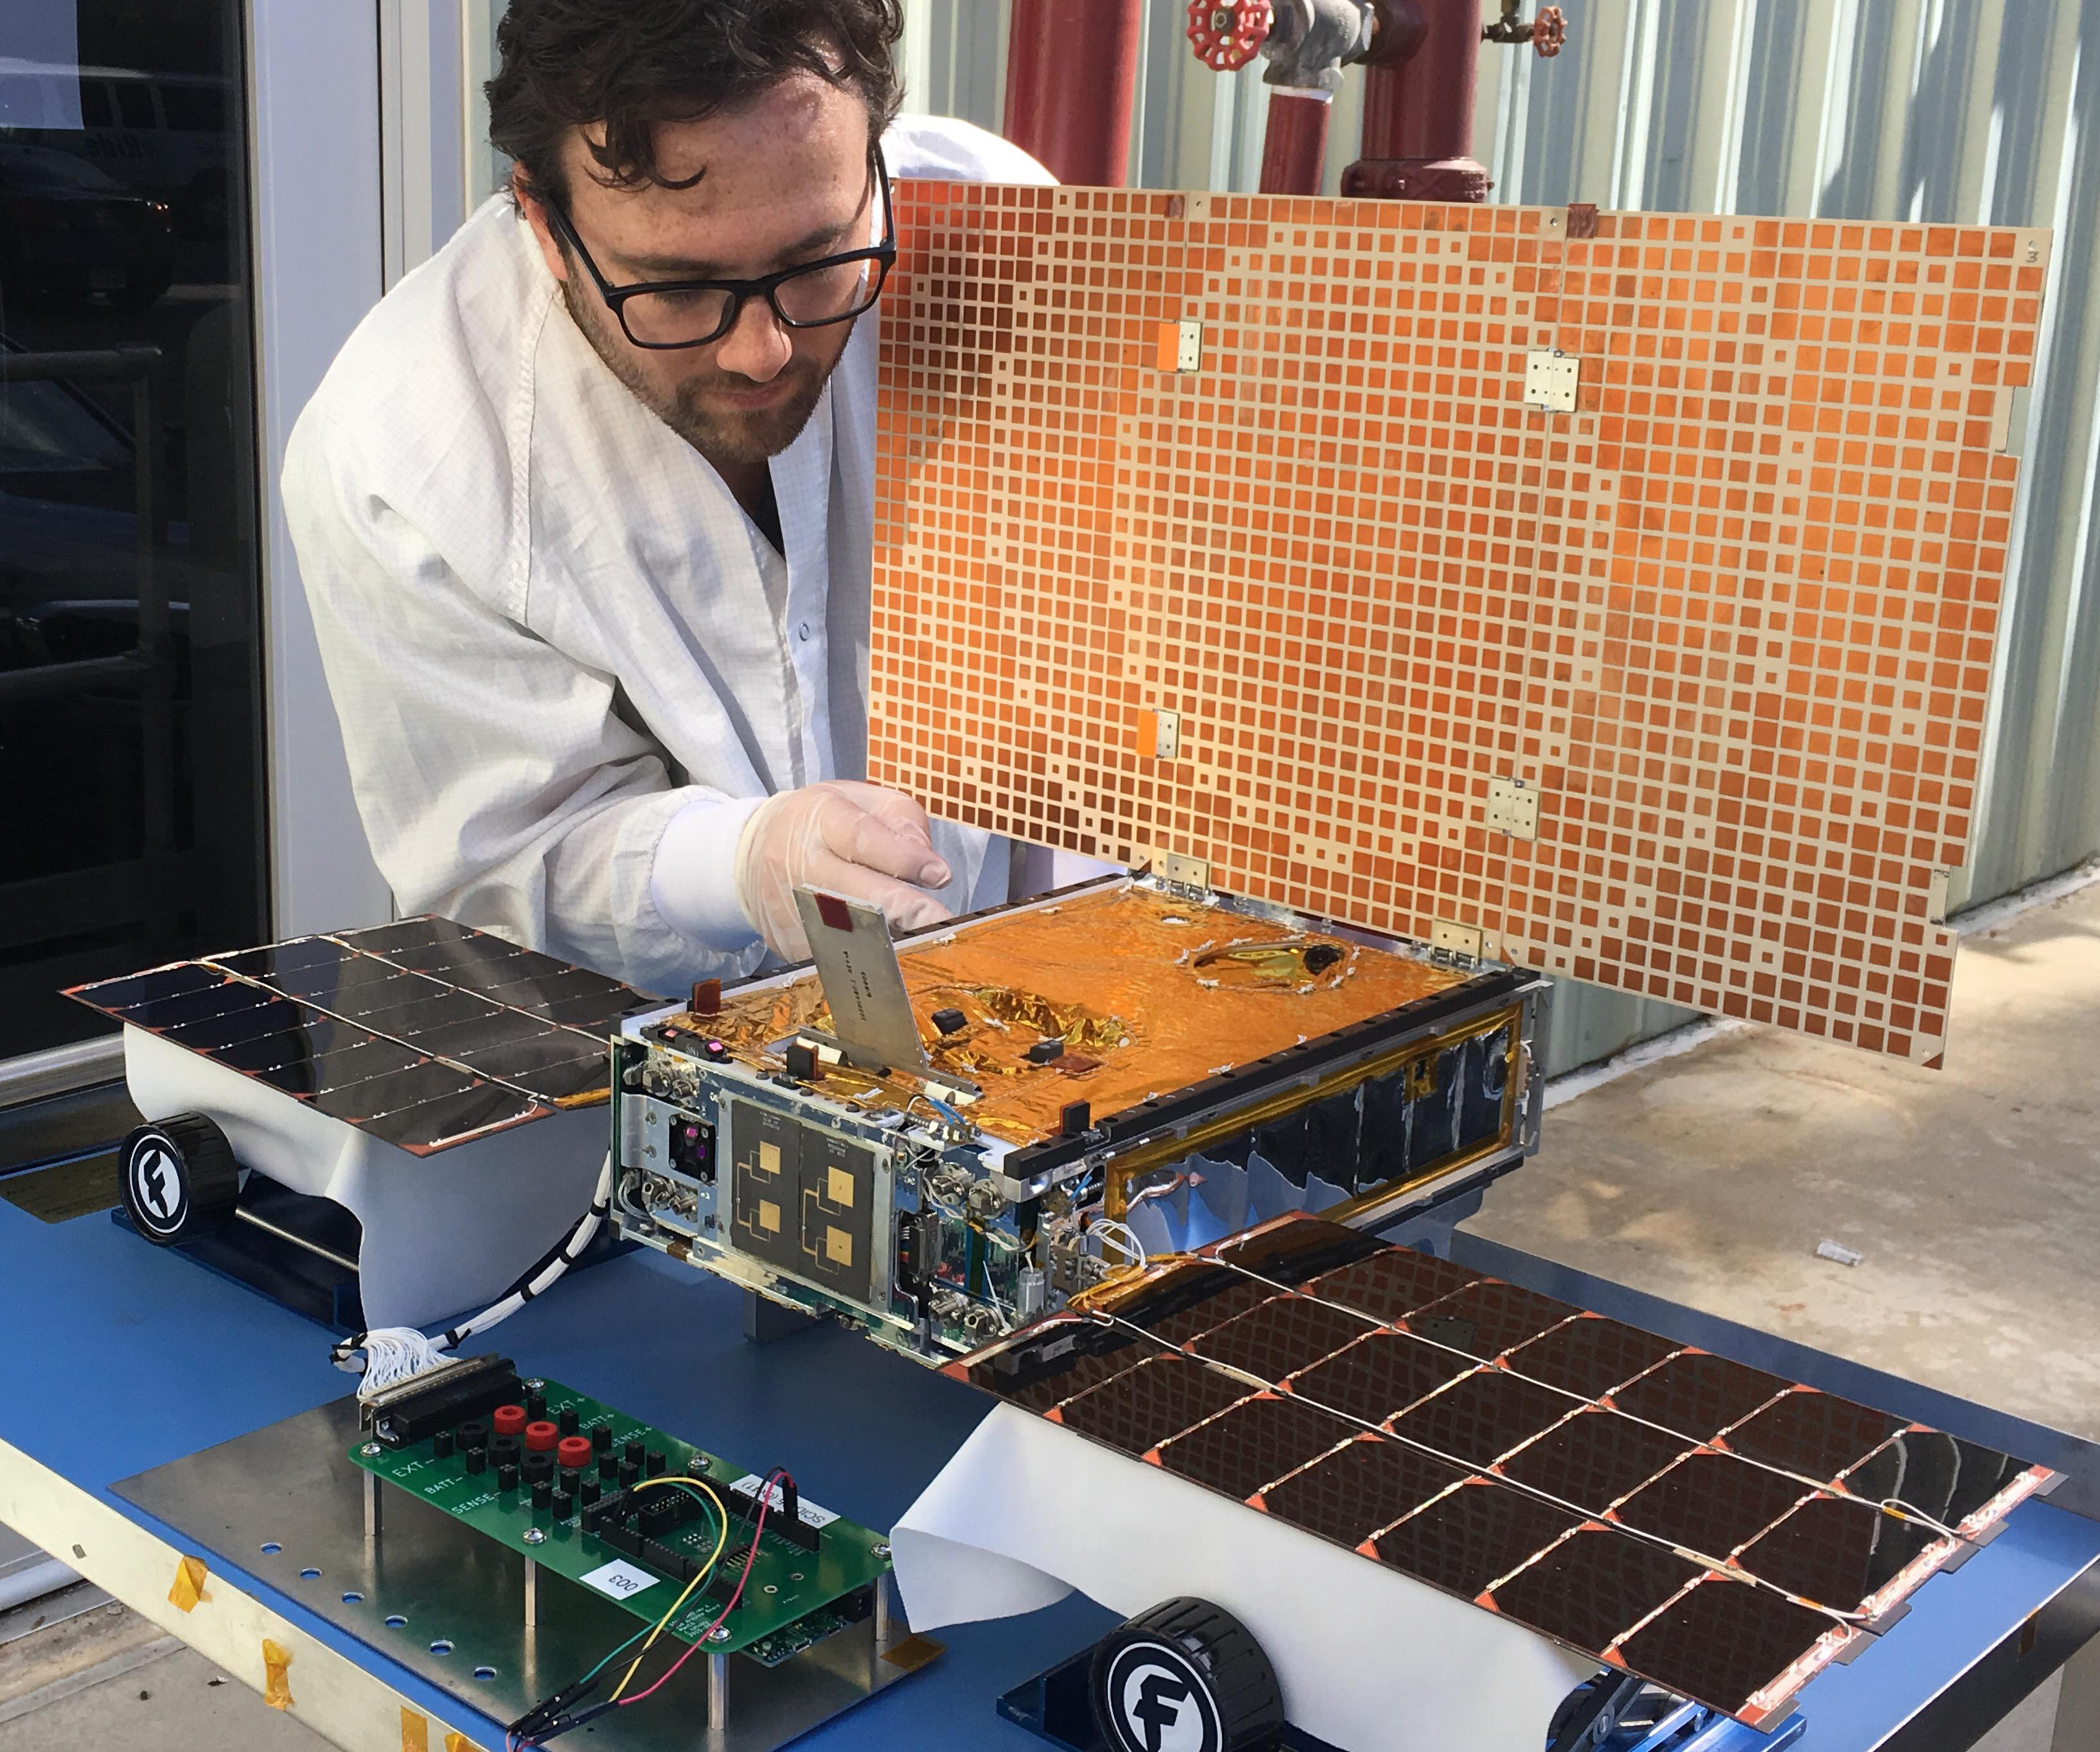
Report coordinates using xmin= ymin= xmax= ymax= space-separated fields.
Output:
xmin=262 ymin=1636 xmax=294 ymax=1710
xmin=167 ymin=1553 xmax=209 ymax=1613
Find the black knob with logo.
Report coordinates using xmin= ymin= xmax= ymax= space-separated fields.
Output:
xmin=1088 ymin=1596 xmax=1282 ymax=1752
xmin=118 ymin=1114 xmax=242 ymax=1246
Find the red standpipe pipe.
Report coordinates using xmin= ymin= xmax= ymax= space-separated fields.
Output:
xmin=1003 ymin=0 xmax=1145 ymax=186
xmin=1259 ymin=91 xmax=1333 ymax=195
xmin=1343 ymin=0 xmax=1490 ymax=201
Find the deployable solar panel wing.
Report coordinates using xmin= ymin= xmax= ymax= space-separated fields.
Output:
xmin=951 ymin=1214 xmax=2053 ymax=1726
xmin=67 ymin=918 xmax=662 ymax=1156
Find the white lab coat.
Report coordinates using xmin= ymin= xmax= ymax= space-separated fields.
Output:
xmin=282 ymin=117 xmax=1052 ymax=997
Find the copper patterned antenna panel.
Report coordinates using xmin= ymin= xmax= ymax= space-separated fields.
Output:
xmin=868 ymin=184 xmax=2050 ymax=1064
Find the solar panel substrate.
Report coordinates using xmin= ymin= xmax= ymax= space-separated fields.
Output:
xmin=954 ymin=1216 xmax=2051 ymax=1726
xmin=870 ymin=183 xmax=2051 ymax=1064
xmin=66 ymin=918 xmax=660 ymax=1156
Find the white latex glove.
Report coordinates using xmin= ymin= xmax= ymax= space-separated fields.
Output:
xmin=733 ymin=780 xmax=954 ymax=960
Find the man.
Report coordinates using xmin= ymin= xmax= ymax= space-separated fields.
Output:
xmin=284 ymin=0 xmax=1050 ymax=994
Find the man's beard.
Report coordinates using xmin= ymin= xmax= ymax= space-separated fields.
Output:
xmin=561 ymin=276 xmax=839 ymax=467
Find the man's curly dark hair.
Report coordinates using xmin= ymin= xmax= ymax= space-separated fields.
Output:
xmin=488 ymin=0 xmax=906 ymax=207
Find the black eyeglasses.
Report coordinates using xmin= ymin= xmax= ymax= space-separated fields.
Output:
xmin=545 ymin=155 xmax=896 ymax=351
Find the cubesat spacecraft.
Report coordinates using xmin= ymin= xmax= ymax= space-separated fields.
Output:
xmin=613 ymin=874 xmax=1543 ymax=1363
xmin=69 ymin=179 xmax=2065 ymax=1751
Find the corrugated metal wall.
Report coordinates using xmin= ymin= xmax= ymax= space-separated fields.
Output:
xmin=901 ymin=0 xmax=2100 ymax=1071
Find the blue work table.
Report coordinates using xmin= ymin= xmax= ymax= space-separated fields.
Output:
xmin=3 ymin=1189 xmax=2096 ymax=1752
xmin=0 ymin=1192 xmax=1111 ymax=1749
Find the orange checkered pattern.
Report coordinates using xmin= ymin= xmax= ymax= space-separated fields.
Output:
xmin=868 ymin=184 xmax=2049 ymax=1064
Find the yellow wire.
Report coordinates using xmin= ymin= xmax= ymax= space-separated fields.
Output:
xmin=606 ymin=1476 xmax=729 ymax=1702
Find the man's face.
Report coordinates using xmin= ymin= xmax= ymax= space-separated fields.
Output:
xmin=521 ymin=71 xmax=874 ymax=470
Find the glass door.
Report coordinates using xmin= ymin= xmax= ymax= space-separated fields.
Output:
xmin=0 ymin=2 xmax=266 ymax=1064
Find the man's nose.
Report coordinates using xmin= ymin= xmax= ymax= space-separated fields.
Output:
xmin=714 ymin=294 xmax=793 ymax=382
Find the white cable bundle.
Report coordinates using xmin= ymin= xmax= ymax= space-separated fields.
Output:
xmin=1084 ymin=1217 xmax=1149 ymax=1270
xmin=331 ymin=1152 xmax=613 ymax=1400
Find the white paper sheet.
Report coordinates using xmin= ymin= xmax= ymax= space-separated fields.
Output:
xmin=895 ymin=1406 xmax=1595 ymax=1752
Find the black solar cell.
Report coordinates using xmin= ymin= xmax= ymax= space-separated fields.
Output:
xmin=66 ymin=916 xmax=661 ymax=1156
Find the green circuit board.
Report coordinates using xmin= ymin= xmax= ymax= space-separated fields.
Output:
xmin=349 ymin=1377 xmax=889 ymax=1663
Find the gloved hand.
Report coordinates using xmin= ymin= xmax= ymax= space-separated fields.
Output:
xmin=733 ymin=780 xmax=954 ymax=960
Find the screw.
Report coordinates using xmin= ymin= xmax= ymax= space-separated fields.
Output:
xmin=525 ymin=1379 xmax=546 ymax=1391
xmin=360 ymin=1443 xmax=383 ymax=1456
xmin=706 ymin=1625 xmax=731 ymax=1643
xmin=522 ymin=1528 xmax=546 ymax=1546
xmin=871 ymin=1542 xmax=891 ymax=1558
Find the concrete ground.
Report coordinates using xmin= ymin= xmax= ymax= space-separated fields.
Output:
xmin=0 ymin=1598 xmax=326 ymax=1751
xmin=1 ymin=880 xmax=2094 ymax=1750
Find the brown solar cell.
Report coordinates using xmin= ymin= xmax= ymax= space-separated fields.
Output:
xmin=1212 ymin=1217 xmax=1390 ymax=1286
xmin=1283 ymin=1330 xmax=1476 ymax=1427
xmin=1487 ymin=1526 xmax=1706 ymax=1654
xmin=1506 ymin=1315 xmax=1682 ymax=1401
xmin=93 ymin=975 xmax=275 ymax=1032
xmin=1257 ymin=1433 xmax=1469 ymax=1547
xmin=962 ymin=1319 xmax=1167 ymax=1413
xmin=1404 ymin=1280 xmax=1583 ymax=1361
xmin=310 ymin=1062 xmax=480 ymax=1124
xmin=458 ymin=1032 xmax=613 ymax=1102
xmin=1154 ymin=1393 xmax=1360 ymax=1501
xmin=1840 ymin=1429 xmax=2034 ymax=1529
xmin=1608 ymin=1352 xmax=1791 ymax=1442
xmin=65 ymin=918 xmax=661 ymax=1156
xmin=159 ymin=996 xmax=307 ymax=1054
xmin=1613 ymin=1575 xmax=1848 ymax=1721
xmin=83 ymin=961 xmax=237 ymax=1010
xmin=1301 ymin=1247 xmax=1485 ymax=1324
xmin=1388 ymin=1369 xmax=1575 ymax=1470
xmin=1735 ymin=1494 xmax=1946 ymax=1614
xmin=1496 ymin=1408 xmax=1695 ymax=1515
xmin=335 ymin=916 xmax=475 ymax=954
xmin=1187 ymin=1294 xmax=1382 ymax=1381
xmin=360 ymin=1082 xmax=542 ymax=1152
xmin=1056 ymin=1355 xmax=1255 ymax=1458
xmin=1123 ymin=1267 xmax=1277 ymax=1346
xmin=1370 ymin=1478 xmax=1582 ymax=1598
xmin=1721 ymin=1389 xmax=1910 ymax=1485
xmin=1613 ymin=1452 xmax=1818 ymax=1561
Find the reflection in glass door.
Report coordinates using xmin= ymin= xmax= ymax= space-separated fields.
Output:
xmin=0 ymin=3 xmax=265 ymax=1062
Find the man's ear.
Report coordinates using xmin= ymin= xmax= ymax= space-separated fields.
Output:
xmin=512 ymin=169 xmax=570 ymax=283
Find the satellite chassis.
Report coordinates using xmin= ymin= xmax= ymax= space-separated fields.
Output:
xmin=613 ymin=872 xmax=1547 ymax=1364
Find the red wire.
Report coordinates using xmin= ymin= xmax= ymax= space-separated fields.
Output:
xmin=617 ymin=1470 xmax=787 ymax=1707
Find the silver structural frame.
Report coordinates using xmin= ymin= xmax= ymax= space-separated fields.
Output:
xmin=247 ymin=0 xmax=394 ymax=936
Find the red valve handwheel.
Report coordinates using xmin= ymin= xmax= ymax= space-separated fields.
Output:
xmin=1534 ymin=5 xmax=1567 ymax=57
xmin=1187 ymin=0 xmax=1275 ymax=72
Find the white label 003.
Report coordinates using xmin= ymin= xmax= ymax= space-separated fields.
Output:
xmin=728 ymin=1474 xmax=840 ymax=1530
xmin=579 ymin=1560 xmax=660 ymax=1600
